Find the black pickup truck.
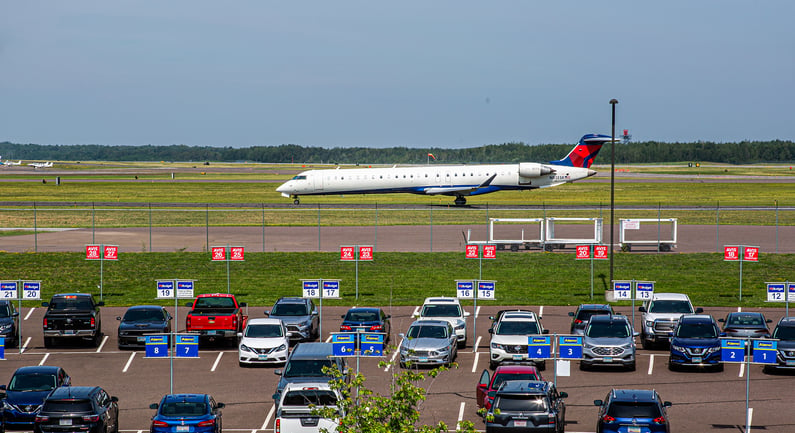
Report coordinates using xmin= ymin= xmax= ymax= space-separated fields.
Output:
xmin=42 ymin=293 xmax=104 ymax=347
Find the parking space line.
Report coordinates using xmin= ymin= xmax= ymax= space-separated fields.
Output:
xmin=21 ymin=337 xmax=31 ymax=352
xmin=539 ymin=306 xmax=544 ymax=317
xmin=262 ymin=404 xmax=274 ymax=430
xmin=457 ymin=401 xmax=465 ymax=429
xmin=96 ymin=335 xmax=109 ymax=352
xmin=475 ymin=305 xmax=480 ymax=318
xmin=325 ymin=335 xmax=332 ymax=343
xmin=738 ymin=306 xmax=742 ymax=312
xmin=411 ymin=306 xmax=419 ymax=317
xmin=472 ymin=352 xmax=480 ymax=373
xmin=211 ymin=352 xmax=223 ymax=372
xmin=739 ymin=362 xmax=745 ymax=377
xmin=474 ymin=336 xmax=481 ymax=352
xmin=39 ymin=353 xmax=49 ymax=366
xmin=24 ymin=308 xmax=35 ymax=320
xmin=648 ymin=354 xmax=655 ymax=375
xmin=123 ymin=352 xmax=136 ymax=373
xmin=385 ymin=346 xmax=400 ymax=372
xmin=748 ymin=407 xmax=753 ymax=430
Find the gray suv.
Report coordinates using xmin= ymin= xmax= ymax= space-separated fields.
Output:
xmin=265 ymin=297 xmax=319 ymax=342
xmin=581 ymin=315 xmax=637 ymax=371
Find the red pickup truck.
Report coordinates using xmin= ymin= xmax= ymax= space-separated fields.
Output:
xmin=185 ymin=293 xmax=248 ymax=345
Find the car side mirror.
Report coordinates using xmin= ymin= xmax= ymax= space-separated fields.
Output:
xmin=149 ymin=403 xmax=159 ymax=410
xmin=593 ymin=400 xmax=603 ymax=406
xmin=272 ymin=393 xmax=279 ymax=401
xmin=633 ymin=332 xmax=640 ymax=337
xmin=488 ymin=329 xmax=494 ymax=334
xmin=312 ymin=310 xmax=319 ymax=316
xmin=239 ymin=302 xmax=247 ymax=307
xmin=664 ymin=401 xmax=672 ymax=407
xmin=116 ymin=316 xmax=122 ymax=321
xmin=720 ymin=332 xmax=727 ymax=337
xmin=568 ymin=312 xmax=575 ymax=317
xmin=111 ymin=396 xmax=119 ymax=403
xmin=237 ymin=332 xmax=243 ymax=338
xmin=216 ymin=403 xmax=225 ymax=409
xmin=489 ymin=316 xmax=495 ymax=320
xmin=718 ymin=318 xmax=725 ymax=323
xmin=385 ymin=315 xmax=391 ymax=319
xmin=398 ymin=333 xmax=405 ymax=339
xmin=264 ymin=310 xmax=270 ymax=316
xmin=767 ymin=319 xmax=772 ymax=323
xmin=638 ymin=306 xmax=646 ymax=312
xmin=185 ymin=302 xmax=193 ymax=307
xmin=542 ymin=329 xmax=550 ymax=334
xmin=695 ymin=307 xmax=704 ymax=314
xmin=341 ymin=315 xmax=346 ymax=319
xmin=274 ymin=369 xmax=282 ymax=376
xmin=12 ymin=312 xmax=19 ymax=317
xmin=97 ymin=301 xmax=105 ymax=307
xmin=464 ymin=312 xmax=471 ymax=317
xmin=559 ymin=392 xmax=568 ymax=399
xmin=42 ymin=302 xmax=50 ymax=307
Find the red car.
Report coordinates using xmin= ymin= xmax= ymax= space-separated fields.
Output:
xmin=475 ymin=365 xmax=543 ymax=411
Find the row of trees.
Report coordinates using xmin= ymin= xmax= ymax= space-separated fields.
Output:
xmin=1 ymin=139 xmax=793 ymax=165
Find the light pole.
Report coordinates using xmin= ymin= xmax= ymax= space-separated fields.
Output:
xmin=609 ymin=99 xmax=618 ymax=284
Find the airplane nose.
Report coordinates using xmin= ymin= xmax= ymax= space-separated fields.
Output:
xmin=276 ymin=183 xmax=287 ymax=192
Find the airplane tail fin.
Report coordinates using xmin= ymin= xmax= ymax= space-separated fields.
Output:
xmin=549 ymin=134 xmax=615 ymax=168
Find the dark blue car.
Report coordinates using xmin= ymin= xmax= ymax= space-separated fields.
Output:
xmin=0 ymin=366 xmax=71 ymax=431
xmin=594 ymin=389 xmax=672 ymax=433
xmin=150 ymin=394 xmax=224 ymax=433
xmin=0 ymin=300 xmax=20 ymax=348
xmin=117 ymin=305 xmax=172 ymax=349
xmin=339 ymin=307 xmax=391 ymax=344
xmin=669 ymin=314 xmax=723 ymax=371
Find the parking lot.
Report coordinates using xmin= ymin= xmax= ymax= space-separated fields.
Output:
xmin=3 ymin=303 xmax=794 ymax=433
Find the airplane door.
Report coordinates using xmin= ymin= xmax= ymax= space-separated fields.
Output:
xmin=313 ymin=173 xmax=324 ymax=191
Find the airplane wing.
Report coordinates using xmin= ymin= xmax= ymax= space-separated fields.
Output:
xmin=422 ymin=174 xmax=498 ymax=195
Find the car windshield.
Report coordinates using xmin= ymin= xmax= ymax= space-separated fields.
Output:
xmin=245 ymin=324 xmax=283 ymax=338
xmin=727 ymin=314 xmax=765 ymax=327
xmin=773 ymin=325 xmax=795 ymax=340
xmin=576 ymin=309 xmax=610 ymax=322
xmin=494 ymin=394 xmax=548 ymax=412
xmin=0 ymin=304 xmax=12 ymax=317
xmin=421 ymin=304 xmax=461 ymax=318
xmin=607 ymin=401 xmax=662 ymax=419
xmin=42 ymin=400 xmax=93 ymax=412
xmin=407 ymin=324 xmax=448 ymax=339
xmin=160 ymin=401 xmax=208 ymax=417
xmin=676 ymin=322 xmax=718 ymax=338
xmin=282 ymin=390 xmax=337 ymax=407
xmin=344 ymin=310 xmax=379 ymax=322
xmin=271 ymin=303 xmax=309 ymax=316
xmin=491 ymin=373 xmax=541 ymax=390
xmin=8 ymin=373 xmax=57 ymax=392
xmin=284 ymin=359 xmax=334 ymax=378
xmin=587 ymin=322 xmax=630 ymax=338
xmin=496 ymin=321 xmax=540 ymax=335
xmin=194 ymin=297 xmax=235 ymax=309
xmin=49 ymin=298 xmax=92 ymax=310
xmin=124 ymin=309 xmax=165 ymax=322
xmin=648 ymin=300 xmax=693 ymax=314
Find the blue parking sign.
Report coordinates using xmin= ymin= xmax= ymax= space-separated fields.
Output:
xmin=721 ymin=339 xmax=745 ymax=363
xmin=558 ymin=336 xmax=583 ymax=359
xmin=0 ymin=337 xmax=5 ymax=359
xmin=528 ymin=336 xmax=551 ymax=359
xmin=360 ymin=333 xmax=385 ymax=357
xmin=331 ymin=333 xmax=356 ymax=357
xmin=176 ymin=335 xmax=199 ymax=358
xmin=145 ymin=335 xmax=169 ymax=358
xmin=753 ymin=340 xmax=777 ymax=364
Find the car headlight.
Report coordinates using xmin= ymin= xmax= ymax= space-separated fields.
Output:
xmin=671 ymin=344 xmax=685 ymax=352
xmin=706 ymin=346 xmax=720 ymax=354
xmin=491 ymin=343 xmax=504 ymax=350
xmin=455 ymin=321 xmax=466 ymax=330
xmin=645 ymin=321 xmax=654 ymax=328
xmin=2 ymin=400 xmax=14 ymax=410
xmin=0 ymin=323 xmax=12 ymax=331
xmin=400 ymin=346 xmax=409 ymax=354
xmin=276 ymin=344 xmax=287 ymax=352
xmin=240 ymin=344 xmax=254 ymax=352
xmin=430 ymin=348 xmax=448 ymax=356
xmin=583 ymin=343 xmax=594 ymax=349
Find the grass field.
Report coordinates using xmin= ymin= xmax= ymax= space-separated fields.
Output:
xmin=1 ymin=251 xmax=792 ymax=309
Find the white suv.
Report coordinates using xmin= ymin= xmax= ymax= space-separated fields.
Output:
xmin=488 ymin=310 xmax=548 ymax=370
xmin=416 ymin=297 xmax=469 ymax=348
xmin=639 ymin=293 xmax=702 ymax=349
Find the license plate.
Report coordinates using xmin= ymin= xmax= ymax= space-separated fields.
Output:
xmin=176 ymin=425 xmax=190 ymax=432
xmin=64 ymin=330 xmax=75 ymax=335
xmin=137 ymin=336 xmax=146 ymax=342
xmin=603 ymin=357 xmax=613 ymax=363
xmin=357 ymin=328 xmax=365 ymax=332
xmin=512 ymin=355 xmax=523 ymax=361
xmin=258 ymin=355 xmax=268 ymax=360
xmin=513 ymin=420 xmax=527 ymax=427
xmin=628 ymin=427 xmax=641 ymax=433
xmin=419 ymin=357 xmax=428 ymax=362
xmin=692 ymin=356 xmax=702 ymax=363
xmin=786 ymin=360 xmax=795 ymax=366
xmin=206 ymin=330 xmax=216 ymax=335
xmin=59 ymin=419 xmax=72 ymax=426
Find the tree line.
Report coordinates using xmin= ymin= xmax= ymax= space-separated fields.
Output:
xmin=1 ymin=139 xmax=793 ymax=165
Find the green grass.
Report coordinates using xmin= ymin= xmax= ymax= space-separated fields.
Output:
xmin=1 ymin=251 xmax=792 ymax=309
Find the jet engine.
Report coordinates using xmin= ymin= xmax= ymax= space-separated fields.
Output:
xmin=518 ymin=163 xmax=555 ymax=178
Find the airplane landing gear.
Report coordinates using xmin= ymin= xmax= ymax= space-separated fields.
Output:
xmin=292 ymin=196 xmax=300 ymax=205
xmin=454 ymin=196 xmax=467 ymax=206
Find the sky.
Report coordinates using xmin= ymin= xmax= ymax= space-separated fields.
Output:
xmin=1 ymin=1 xmax=793 ymax=148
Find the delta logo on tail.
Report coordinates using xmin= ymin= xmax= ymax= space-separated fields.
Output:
xmin=549 ymin=134 xmax=613 ymax=169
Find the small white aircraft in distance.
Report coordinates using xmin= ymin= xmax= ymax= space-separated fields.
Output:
xmin=277 ymin=133 xmax=615 ymax=206
xmin=4 ymin=160 xmax=22 ymax=166
xmin=28 ymin=161 xmax=53 ymax=168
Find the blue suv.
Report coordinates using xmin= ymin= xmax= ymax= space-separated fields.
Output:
xmin=668 ymin=314 xmax=723 ymax=371
xmin=594 ymin=389 xmax=672 ymax=433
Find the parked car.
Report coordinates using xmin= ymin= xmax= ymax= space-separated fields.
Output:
xmin=594 ymin=388 xmax=672 ymax=433
xmin=185 ymin=293 xmax=247 ymax=346
xmin=568 ymin=304 xmax=614 ymax=335
xmin=237 ymin=318 xmax=289 ymax=367
xmin=764 ymin=316 xmax=795 ymax=373
xmin=581 ymin=314 xmax=638 ymax=371
xmin=116 ymin=305 xmax=172 ymax=349
xmin=639 ymin=293 xmax=702 ymax=349
xmin=0 ymin=300 xmax=20 ymax=348
xmin=399 ymin=320 xmax=458 ymax=368
xmin=41 ymin=293 xmax=104 ymax=347
xmin=669 ymin=314 xmax=723 ymax=371
xmin=150 ymin=394 xmax=223 ymax=433
xmin=0 ymin=366 xmax=71 ymax=431
xmin=34 ymin=386 xmax=118 ymax=433
xmin=719 ymin=311 xmax=771 ymax=339
xmin=416 ymin=297 xmax=469 ymax=348
xmin=266 ymin=297 xmax=319 ymax=342
xmin=488 ymin=310 xmax=548 ymax=370
xmin=274 ymin=382 xmax=340 ymax=433
xmin=339 ymin=307 xmax=391 ymax=344
xmin=273 ymin=342 xmax=348 ymax=406
xmin=484 ymin=380 xmax=567 ymax=433
xmin=476 ymin=365 xmax=543 ymax=411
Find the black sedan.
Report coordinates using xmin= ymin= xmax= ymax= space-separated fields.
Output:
xmin=340 ymin=307 xmax=391 ymax=344
xmin=117 ymin=305 xmax=172 ymax=349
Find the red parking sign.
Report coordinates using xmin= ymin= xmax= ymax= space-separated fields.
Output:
xmin=575 ymin=245 xmax=590 ymax=260
xmin=103 ymin=245 xmax=118 ymax=260
xmin=465 ymin=245 xmax=479 ymax=259
xmin=340 ymin=246 xmax=355 ymax=261
xmin=86 ymin=245 xmax=101 ymax=260
xmin=483 ymin=245 xmax=497 ymax=259
xmin=211 ymin=247 xmax=226 ymax=261
xmin=724 ymin=246 xmax=739 ymax=261
xmin=359 ymin=246 xmax=374 ymax=261
xmin=594 ymin=245 xmax=609 ymax=260
xmin=230 ymin=246 xmax=245 ymax=261
xmin=744 ymin=246 xmax=759 ymax=262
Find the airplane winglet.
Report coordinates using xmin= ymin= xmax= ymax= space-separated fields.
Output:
xmin=478 ymin=173 xmax=498 ymax=188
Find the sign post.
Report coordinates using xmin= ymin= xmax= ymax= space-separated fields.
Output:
xmin=457 ymin=279 xmax=496 ymax=353
xmin=556 ymin=335 xmax=583 ymax=385
xmin=340 ymin=245 xmax=373 ymax=300
xmin=721 ymin=337 xmax=777 ymax=433
xmin=0 ymin=279 xmax=41 ymax=354
xmin=576 ymin=244 xmax=609 ymax=300
xmin=766 ymin=281 xmax=794 ymax=316
xmin=724 ymin=245 xmax=759 ymax=301
xmin=465 ymin=244 xmax=496 ymax=353
xmin=211 ymin=246 xmax=244 ymax=293
xmin=302 ymin=279 xmax=341 ymax=341
xmin=86 ymin=244 xmax=118 ymax=301
xmin=154 ymin=279 xmax=196 ymax=394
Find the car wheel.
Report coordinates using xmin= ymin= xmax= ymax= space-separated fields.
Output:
xmin=44 ymin=337 xmax=54 ymax=348
xmin=627 ymin=361 xmax=636 ymax=371
xmin=579 ymin=362 xmax=588 ymax=371
xmin=92 ymin=333 xmax=102 ymax=347
xmin=641 ymin=333 xmax=652 ymax=350
xmin=714 ymin=363 xmax=724 ymax=372
xmin=668 ymin=362 xmax=677 ymax=371
xmin=763 ymin=365 xmax=773 ymax=374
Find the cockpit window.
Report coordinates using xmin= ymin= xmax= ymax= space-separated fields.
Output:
xmin=291 ymin=175 xmax=307 ymax=180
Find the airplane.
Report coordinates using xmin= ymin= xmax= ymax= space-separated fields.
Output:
xmin=5 ymin=160 xmax=22 ymax=166
xmin=28 ymin=161 xmax=53 ymax=168
xmin=276 ymin=133 xmax=615 ymax=206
